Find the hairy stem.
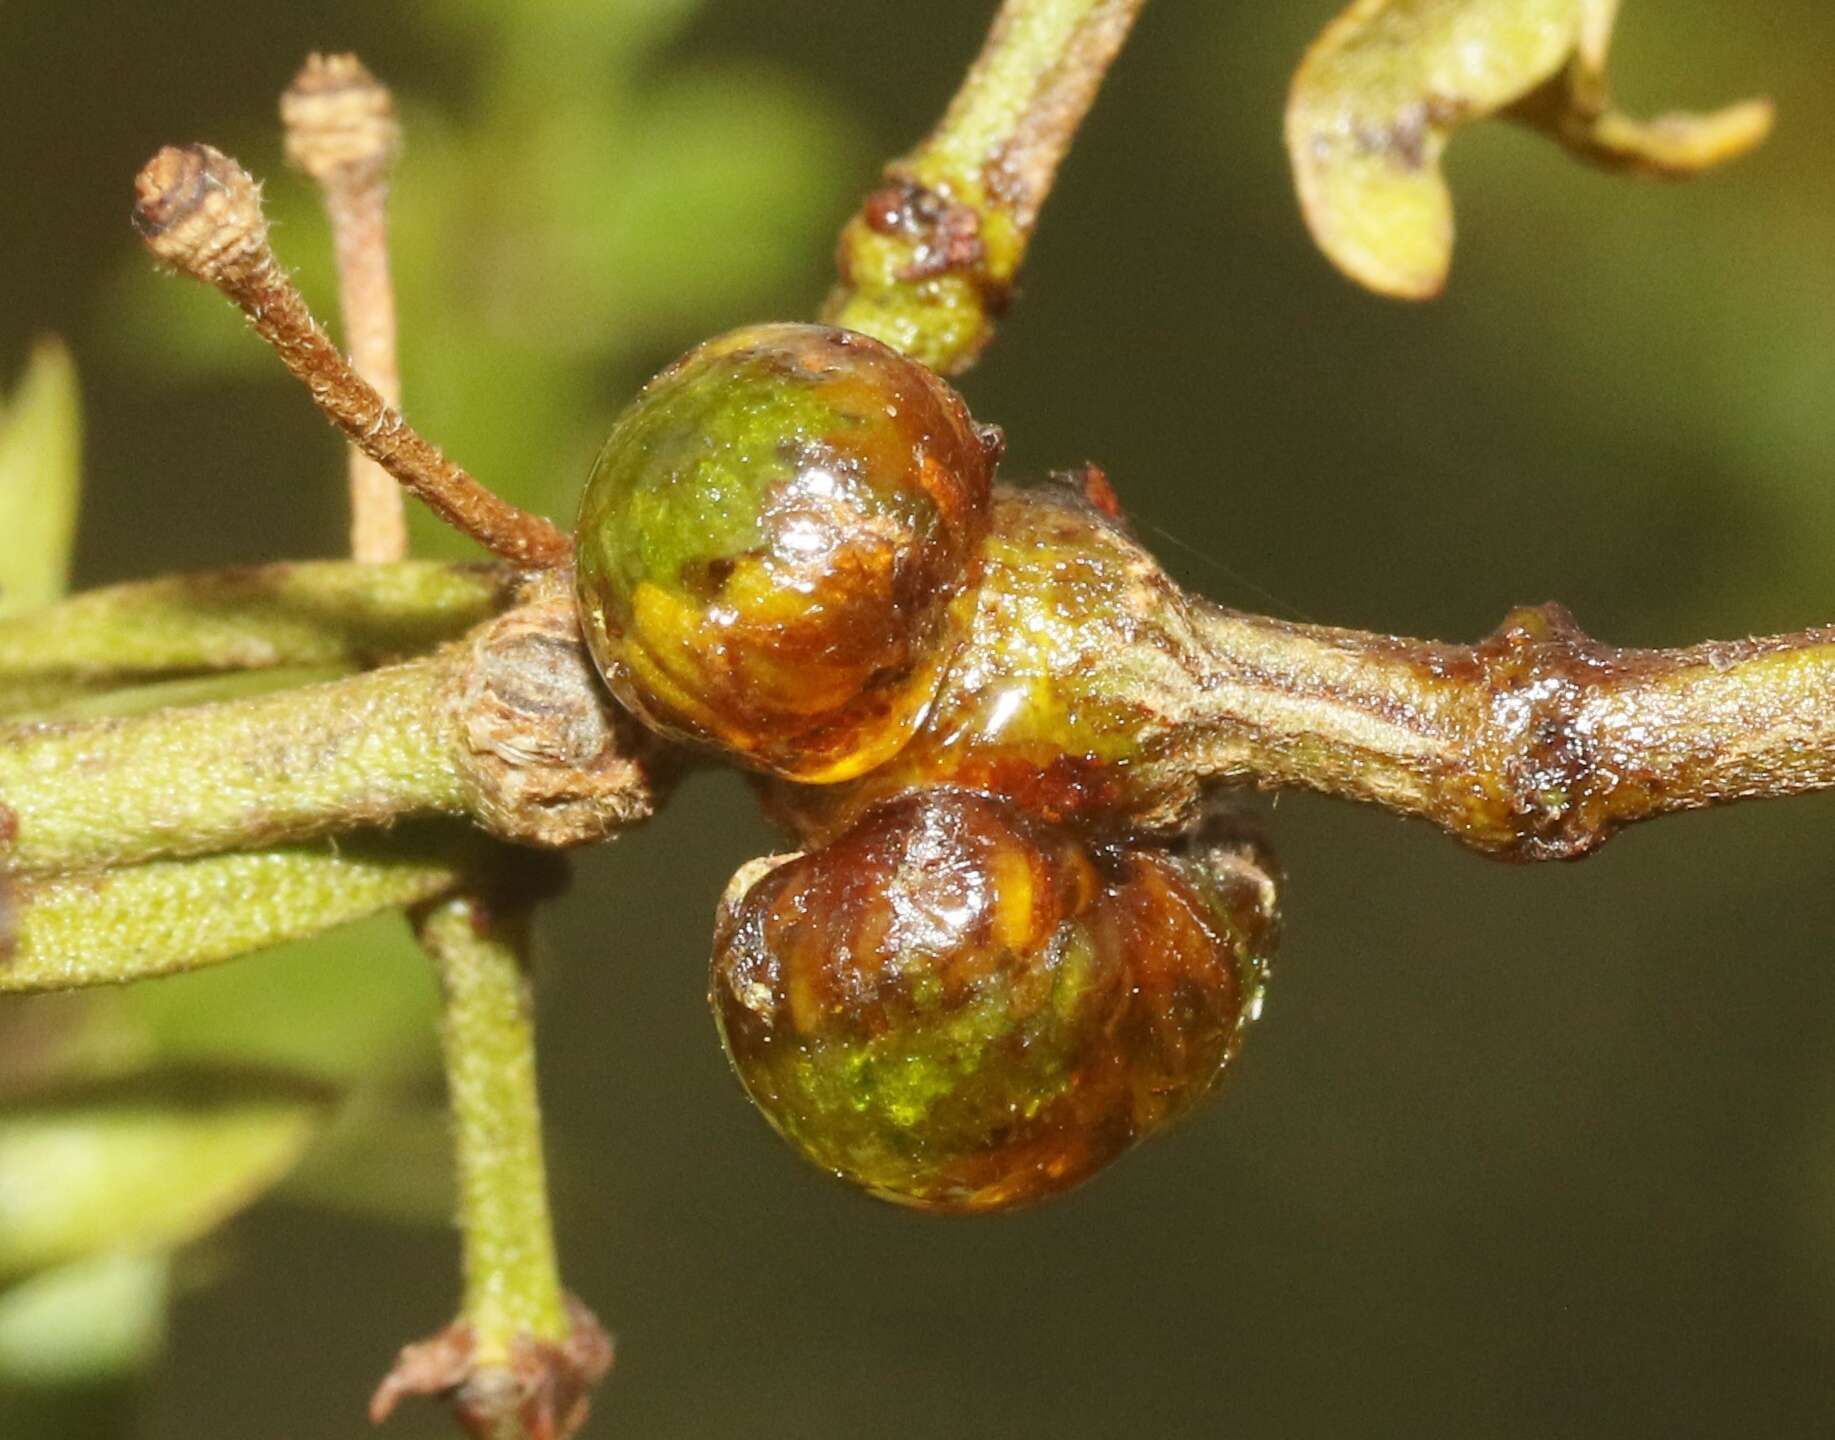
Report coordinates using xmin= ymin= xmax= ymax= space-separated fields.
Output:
xmin=0 ymin=832 xmax=473 ymax=992
xmin=0 ymin=581 xmax=660 ymax=873
xmin=369 ymin=893 xmax=613 ymax=1440
xmin=132 ymin=144 xmax=570 ymax=567
xmin=827 ymin=0 xmax=1148 ymax=372
xmin=0 ymin=561 xmax=510 ymax=716
xmin=0 ymin=659 xmax=466 ymax=876
xmin=423 ymin=893 xmax=568 ymax=1360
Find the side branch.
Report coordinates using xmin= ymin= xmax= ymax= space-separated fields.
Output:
xmin=372 ymin=890 xmax=612 ymax=1440
xmin=826 ymin=0 xmax=1148 ymax=372
xmin=283 ymin=53 xmax=410 ymax=562
xmin=1183 ymin=602 xmax=1835 ymax=859
xmin=0 ymin=583 xmax=664 ymax=874
xmin=131 ymin=145 xmax=570 ymax=567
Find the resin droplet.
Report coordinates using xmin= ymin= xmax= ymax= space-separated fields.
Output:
xmin=575 ymin=323 xmax=996 ymax=783
xmin=710 ymin=789 xmax=1279 ymax=1212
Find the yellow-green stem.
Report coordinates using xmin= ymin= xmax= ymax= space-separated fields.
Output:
xmin=827 ymin=0 xmax=1147 ymax=372
xmin=418 ymin=893 xmax=569 ymax=1365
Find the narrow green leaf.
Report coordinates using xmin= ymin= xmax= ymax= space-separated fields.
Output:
xmin=0 ymin=836 xmax=471 ymax=993
xmin=0 ymin=340 xmax=82 ymax=618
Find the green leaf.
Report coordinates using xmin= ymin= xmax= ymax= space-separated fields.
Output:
xmin=0 ymin=1069 xmax=329 ymax=1282
xmin=0 ymin=340 xmax=82 ymax=618
xmin=122 ymin=911 xmax=440 ymax=1085
xmin=0 ymin=1250 xmax=170 ymax=1384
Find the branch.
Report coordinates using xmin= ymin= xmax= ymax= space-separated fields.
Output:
xmin=15 ymin=504 xmax=1823 ymax=886
xmin=0 ymin=829 xmax=476 ymax=993
xmin=0 ymin=560 xmax=511 ymax=716
xmin=0 ymin=581 xmax=664 ymax=874
xmin=778 ymin=487 xmax=1835 ymax=861
xmin=1181 ymin=603 xmax=1835 ymax=860
xmin=372 ymin=890 xmax=612 ymax=1440
xmin=0 ymin=658 xmax=461 ymax=875
xmin=826 ymin=0 xmax=1148 ymax=372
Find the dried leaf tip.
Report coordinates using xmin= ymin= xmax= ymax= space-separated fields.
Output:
xmin=132 ymin=144 xmax=270 ymax=286
xmin=282 ymin=53 xmax=400 ymax=186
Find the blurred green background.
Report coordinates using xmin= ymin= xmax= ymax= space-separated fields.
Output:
xmin=2 ymin=1 xmax=1833 ymax=1435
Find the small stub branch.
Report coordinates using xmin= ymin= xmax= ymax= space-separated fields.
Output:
xmin=282 ymin=53 xmax=410 ymax=563
xmin=131 ymin=143 xmax=570 ymax=567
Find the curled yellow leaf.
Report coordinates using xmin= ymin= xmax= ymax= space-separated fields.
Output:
xmin=1286 ymin=0 xmax=1772 ymax=298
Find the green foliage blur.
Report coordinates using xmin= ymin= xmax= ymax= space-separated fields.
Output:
xmin=1 ymin=1 xmax=1832 ymax=1437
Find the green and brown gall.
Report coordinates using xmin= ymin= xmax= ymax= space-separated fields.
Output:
xmin=574 ymin=323 xmax=998 ymax=783
xmin=710 ymin=788 xmax=1279 ymax=1212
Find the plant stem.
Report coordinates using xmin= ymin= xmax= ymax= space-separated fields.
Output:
xmin=785 ymin=488 xmax=1835 ymax=860
xmin=0 ymin=582 xmax=659 ymax=872
xmin=23 ymin=667 xmax=349 ymax=723
xmin=0 ymin=659 xmax=466 ymax=876
xmin=827 ymin=0 xmax=1148 ymax=373
xmin=0 ymin=561 xmax=510 ymax=716
xmin=0 ymin=832 xmax=472 ymax=992
xmin=368 ymin=892 xmax=612 ymax=1439
xmin=283 ymin=53 xmax=410 ymax=563
xmin=420 ymin=892 xmax=568 ymax=1363
xmin=1180 ymin=600 xmax=1835 ymax=859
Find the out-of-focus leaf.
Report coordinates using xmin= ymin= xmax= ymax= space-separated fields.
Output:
xmin=0 ymin=1250 xmax=169 ymax=1384
xmin=1516 ymin=0 xmax=1772 ymax=178
xmin=1286 ymin=0 xmax=1771 ymax=298
xmin=438 ymin=0 xmax=702 ymax=84
xmin=278 ymin=1087 xmax=455 ymax=1226
xmin=0 ymin=340 xmax=81 ymax=617
xmin=0 ymin=994 xmax=150 ymax=1100
xmin=120 ymin=912 xmax=439 ymax=1084
xmin=1 ymin=920 xmax=445 ymax=1251
xmin=0 ymin=1069 xmax=329 ymax=1282
xmin=593 ymin=67 xmax=859 ymax=340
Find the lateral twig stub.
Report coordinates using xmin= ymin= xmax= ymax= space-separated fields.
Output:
xmin=283 ymin=53 xmax=410 ymax=563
